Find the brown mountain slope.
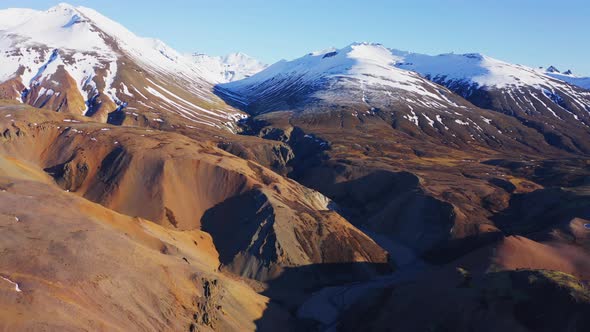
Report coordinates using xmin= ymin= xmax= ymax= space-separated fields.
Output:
xmin=0 ymin=103 xmax=389 ymax=285
xmin=215 ymin=49 xmax=590 ymax=267
xmin=0 ymin=153 xmax=291 ymax=332
xmin=222 ymin=106 xmax=580 ymax=265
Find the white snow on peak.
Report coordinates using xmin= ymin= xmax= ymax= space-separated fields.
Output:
xmin=225 ymin=42 xmax=440 ymax=99
xmin=189 ymin=52 xmax=267 ymax=83
xmin=0 ymin=3 xmax=250 ymax=130
xmin=0 ymin=5 xmax=118 ymax=109
xmin=223 ymin=52 xmax=267 ymax=81
xmin=0 ymin=2 xmax=178 ymax=62
xmin=0 ymin=8 xmax=38 ymax=29
xmin=310 ymin=47 xmax=338 ymax=56
xmin=0 ymin=2 xmax=247 ymax=122
xmin=0 ymin=4 xmax=226 ymax=85
xmin=0 ymin=4 xmax=111 ymax=52
xmin=394 ymin=51 xmax=558 ymax=88
xmin=545 ymin=71 xmax=590 ymax=90
xmin=73 ymin=6 xmax=216 ymax=80
xmin=392 ymin=51 xmax=590 ymax=91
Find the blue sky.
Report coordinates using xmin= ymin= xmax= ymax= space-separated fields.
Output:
xmin=3 ymin=0 xmax=590 ymax=75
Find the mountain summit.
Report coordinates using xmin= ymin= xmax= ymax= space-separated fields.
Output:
xmin=0 ymin=3 xmax=250 ymax=129
xmin=189 ymin=52 xmax=267 ymax=83
xmin=221 ymin=43 xmax=472 ymax=115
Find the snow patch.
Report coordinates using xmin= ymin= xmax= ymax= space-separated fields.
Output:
xmin=1 ymin=276 xmax=22 ymax=292
xmin=404 ymin=109 xmax=419 ymax=127
xmin=421 ymin=113 xmax=435 ymax=127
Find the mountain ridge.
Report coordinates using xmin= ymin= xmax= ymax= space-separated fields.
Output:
xmin=0 ymin=3 xmax=257 ymax=130
xmin=2 ymin=4 xmax=590 ymax=332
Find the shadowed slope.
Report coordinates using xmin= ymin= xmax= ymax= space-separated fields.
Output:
xmin=0 ymin=153 xmax=291 ymax=331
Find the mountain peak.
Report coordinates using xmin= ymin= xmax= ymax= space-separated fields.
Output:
xmin=188 ymin=51 xmax=266 ymax=83
xmin=546 ymin=65 xmax=560 ymax=73
xmin=47 ymin=2 xmax=82 ymax=16
xmin=225 ymin=51 xmax=248 ymax=58
xmin=0 ymin=4 xmax=113 ymax=53
xmin=0 ymin=3 xmax=248 ymax=130
xmin=223 ymin=52 xmax=255 ymax=63
xmin=395 ymin=51 xmax=569 ymax=88
xmin=343 ymin=42 xmax=390 ymax=55
xmin=221 ymin=42 xmax=458 ymax=115
xmin=348 ymin=41 xmax=384 ymax=47
xmin=460 ymin=52 xmax=485 ymax=60
xmin=51 ymin=2 xmax=77 ymax=10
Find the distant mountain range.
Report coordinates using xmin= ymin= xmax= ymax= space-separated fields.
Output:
xmin=1 ymin=3 xmax=589 ymax=332
xmin=0 ymin=4 xmax=588 ymax=133
xmin=188 ymin=52 xmax=267 ymax=83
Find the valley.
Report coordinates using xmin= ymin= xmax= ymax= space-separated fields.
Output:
xmin=1 ymin=3 xmax=589 ymax=332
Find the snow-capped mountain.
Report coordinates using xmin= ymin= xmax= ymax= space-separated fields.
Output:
xmin=0 ymin=3 xmax=244 ymax=129
xmin=394 ymin=52 xmax=590 ymax=93
xmin=220 ymin=43 xmax=560 ymax=154
xmin=391 ymin=50 xmax=590 ymax=153
xmin=189 ymin=52 xmax=266 ymax=83
xmin=220 ymin=42 xmax=590 ymax=154
xmin=393 ymin=51 xmax=590 ymax=121
xmin=543 ymin=67 xmax=590 ymax=90
xmin=394 ymin=52 xmax=561 ymax=88
xmin=222 ymin=43 xmax=473 ymax=113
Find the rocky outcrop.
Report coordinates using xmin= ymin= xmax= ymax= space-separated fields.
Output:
xmin=202 ymin=189 xmax=389 ymax=281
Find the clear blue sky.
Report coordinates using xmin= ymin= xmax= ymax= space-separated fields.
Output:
xmin=3 ymin=0 xmax=590 ymax=75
